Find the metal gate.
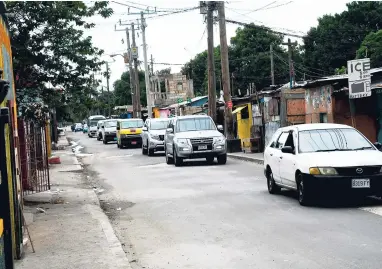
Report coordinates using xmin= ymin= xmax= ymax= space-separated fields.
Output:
xmin=18 ymin=119 xmax=50 ymax=195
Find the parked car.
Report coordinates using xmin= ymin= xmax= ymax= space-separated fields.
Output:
xmin=101 ymin=119 xmax=117 ymax=144
xmin=74 ymin=123 xmax=83 ymax=132
xmin=116 ymin=118 xmax=144 ymax=148
xmin=141 ymin=118 xmax=169 ymax=156
xmin=164 ymin=115 xmax=227 ymax=166
xmin=97 ymin=120 xmax=105 ymax=141
xmin=263 ymin=123 xmax=382 ymax=206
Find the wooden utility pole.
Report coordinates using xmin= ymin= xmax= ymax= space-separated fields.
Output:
xmin=106 ymin=61 xmax=111 ymax=117
xmin=131 ymin=23 xmax=141 ymax=118
xmin=125 ymin=27 xmax=137 ymax=118
xmin=270 ymin=44 xmax=275 ymax=85
xmin=282 ymin=38 xmax=297 ymax=89
xmin=206 ymin=1 xmax=217 ymax=122
xmin=218 ymin=1 xmax=234 ymax=139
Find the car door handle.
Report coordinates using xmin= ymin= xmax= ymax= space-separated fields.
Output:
xmin=279 ymin=156 xmax=283 ymax=159
xmin=270 ymin=153 xmax=273 ymax=156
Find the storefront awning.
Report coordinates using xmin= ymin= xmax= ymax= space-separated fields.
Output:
xmin=232 ymin=106 xmax=246 ymax=114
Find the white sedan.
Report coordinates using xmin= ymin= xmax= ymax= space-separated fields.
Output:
xmin=264 ymin=123 xmax=382 ymax=206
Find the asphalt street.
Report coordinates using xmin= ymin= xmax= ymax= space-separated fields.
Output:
xmin=69 ymin=130 xmax=382 ymax=269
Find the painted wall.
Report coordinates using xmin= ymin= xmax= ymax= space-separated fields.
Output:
xmin=236 ymin=103 xmax=253 ymax=149
xmin=305 ymin=86 xmax=334 ymax=123
xmin=159 ymin=109 xmax=170 ymax=118
xmin=0 ymin=9 xmax=19 ymax=261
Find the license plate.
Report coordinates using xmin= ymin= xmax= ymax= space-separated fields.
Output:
xmin=352 ymin=179 xmax=370 ymax=188
xmin=198 ymin=145 xmax=207 ymax=150
xmin=131 ymin=141 xmax=137 ymax=145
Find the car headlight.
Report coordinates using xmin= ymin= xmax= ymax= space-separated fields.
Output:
xmin=213 ymin=136 xmax=226 ymax=144
xmin=309 ymin=167 xmax=338 ymax=175
xmin=175 ymin=138 xmax=188 ymax=145
xmin=151 ymin=134 xmax=160 ymax=140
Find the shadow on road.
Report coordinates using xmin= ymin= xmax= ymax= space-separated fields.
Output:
xmin=277 ymin=189 xmax=382 ymax=208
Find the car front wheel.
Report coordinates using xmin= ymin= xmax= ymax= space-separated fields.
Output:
xmin=174 ymin=147 xmax=183 ymax=167
xmin=217 ymin=154 xmax=227 ymax=165
xmin=297 ymin=173 xmax=312 ymax=206
xmin=165 ymin=146 xmax=173 ymax=164
xmin=267 ymin=168 xmax=280 ymax=194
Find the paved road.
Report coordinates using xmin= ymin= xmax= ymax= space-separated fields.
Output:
xmin=69 ymin=131 xmax=382 ymax=269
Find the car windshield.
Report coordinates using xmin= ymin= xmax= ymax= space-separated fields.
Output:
xmin=121 ymin=120 xmax=143 ymax=129
xmin=298 ymin=128 xmax=374 ymax=153
xmin=176 ymin=117 xmax=216 ymax=132
xmin=104 ymin=121 xmax=117 ymax=128
xmin=150 ymin=120 xmax=168 ymax=130
xmin=89 ymin=119 xmax=102 ymax=126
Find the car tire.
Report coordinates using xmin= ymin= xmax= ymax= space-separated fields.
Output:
xmin=206 ymin=156 xmax=214 ymax=165
xmin=267 ymin=168 xmax=281 ymax=194
xmin=88 ymin=134 xmax=91 ymax=138
xmin=217 ymin=154 xmax=227 ymax=165
xmin=148 ymin=144 xmax=154 ymax=156
xmin=142 ymin=143 xmax=148 ymax=155
xmin=165 ymin=146 xmax=174 ymax=164
xmin=297 ymin=173 xmax=312 ymax=206
xmin=97 ymin=135 xmax=101 ymax=141
xmin=173 ymin=146 xmax=183 ymax=167
xmin=103 ymin=139 xmax=107 ymax=144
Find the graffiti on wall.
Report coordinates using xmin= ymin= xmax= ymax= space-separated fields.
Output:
xmin=305 ymin=86 xmax=333 ymax=114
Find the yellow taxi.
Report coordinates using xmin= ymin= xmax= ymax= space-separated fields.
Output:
xmin=116 ymin=118 xmax=144 ymax=149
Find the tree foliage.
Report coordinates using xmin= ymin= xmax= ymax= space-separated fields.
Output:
xmin=357 ymin=30 xmax=382 ymax=67
xmin=303 ymin=1 xmax=382 ymax=74
xmin=113 ymin=70 xmax=147 ymax=108
xmin=7 ymin=1 xmax=113 ymax=122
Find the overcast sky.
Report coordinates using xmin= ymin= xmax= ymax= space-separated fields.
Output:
xmin=85 ymin=0 xmax=350 ymax=91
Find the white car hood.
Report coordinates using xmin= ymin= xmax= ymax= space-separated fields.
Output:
xmin=149 ymin=129 xmax=166 ymax=136
xmin=302 ymin=150 xmax=382 ymax=167
xmin=175 ymin=130 xmax=223 ymax=139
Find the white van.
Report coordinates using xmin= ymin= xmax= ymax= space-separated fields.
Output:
xmin=87 ymin=115 xmax=106 ymax=137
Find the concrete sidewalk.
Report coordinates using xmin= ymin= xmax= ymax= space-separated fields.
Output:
xmin=16 ymin=136 xmax=131 ymax=269
xmin=227 ymin=152 xmax=264 ymax=165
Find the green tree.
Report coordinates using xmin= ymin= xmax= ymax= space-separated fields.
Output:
xmin=7 ymin=1 xmax=113 ymax=122
xmin=113 ymin=70 xmax=147 ymax=107
xmin=357 ymin=30 xmax=382 ymax=67
xmin=304 ymin=1 xmax=382 ymax=74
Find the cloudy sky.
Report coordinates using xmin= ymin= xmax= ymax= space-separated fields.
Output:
xmin=85 ymin=0 xmax=350 ymax=91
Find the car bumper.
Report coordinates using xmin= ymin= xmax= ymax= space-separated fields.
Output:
xmin=302 ymin=173 xmax=382 ymax=196
xmin=120 ymin=135 xmax=142 ymax=145
xmin=148 ymin=140 xmax=165 ymax=151
xmin=89 ymin=131 xmax=97 ymax=136
xmin=105 ymin=133 xmax=117 ymax=140
xmin=176 ymin=144 xmax=226 ymax=159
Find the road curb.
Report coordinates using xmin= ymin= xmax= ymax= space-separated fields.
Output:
xmin=227 ymin=154 xmax=264 ymax=165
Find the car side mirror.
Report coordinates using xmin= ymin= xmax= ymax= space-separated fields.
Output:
xmin=281 ymin=146 xmax=294 ymax=154
xmin=166 ymin=128 xmax=173 ymax=134
xmin=116 ymin=126 xmax=120 ymax=130
xmin=374 ymin=142 xmax=382 ymax=150
xmin=217 ymin=125 xmax=223 ymax=131
xmin=142 ymin=126 xmax=148 ymax=132
xmin=101 ymin=126 xmax=104 ymax=129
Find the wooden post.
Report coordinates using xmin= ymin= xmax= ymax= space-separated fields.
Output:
xmin=206 ymin=1 xmax=217 ymax=122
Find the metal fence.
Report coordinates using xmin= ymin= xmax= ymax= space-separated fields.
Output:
xmin=18 ymin=119 xmax=50 ymax=195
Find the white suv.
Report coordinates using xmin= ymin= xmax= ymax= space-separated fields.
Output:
xmin=264 ymin=123 xmax=382 ymax=206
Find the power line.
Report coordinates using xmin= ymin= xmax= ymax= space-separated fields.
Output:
xmin=226 ymin=19 xmax=305 ymax=38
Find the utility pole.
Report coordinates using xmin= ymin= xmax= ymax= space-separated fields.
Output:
xmin=270 ymin=44 xmax=275 ymax=85
xmin=206 ymin=1 xmax=217 ymax=122
xmin=106 ymin=62 xmax=111 ymax=117
xmin=131 ymin=23 xmax=141 ymax=118
xmin=115 ymin=24 xmax=137 ymax=117
xmin=217 ymin=1 xmax=234 ymax=140
xmin=282 ymin=38 xmax=297 ymax=89
xmin=140 ymin=11 xmax=152 ymax=118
